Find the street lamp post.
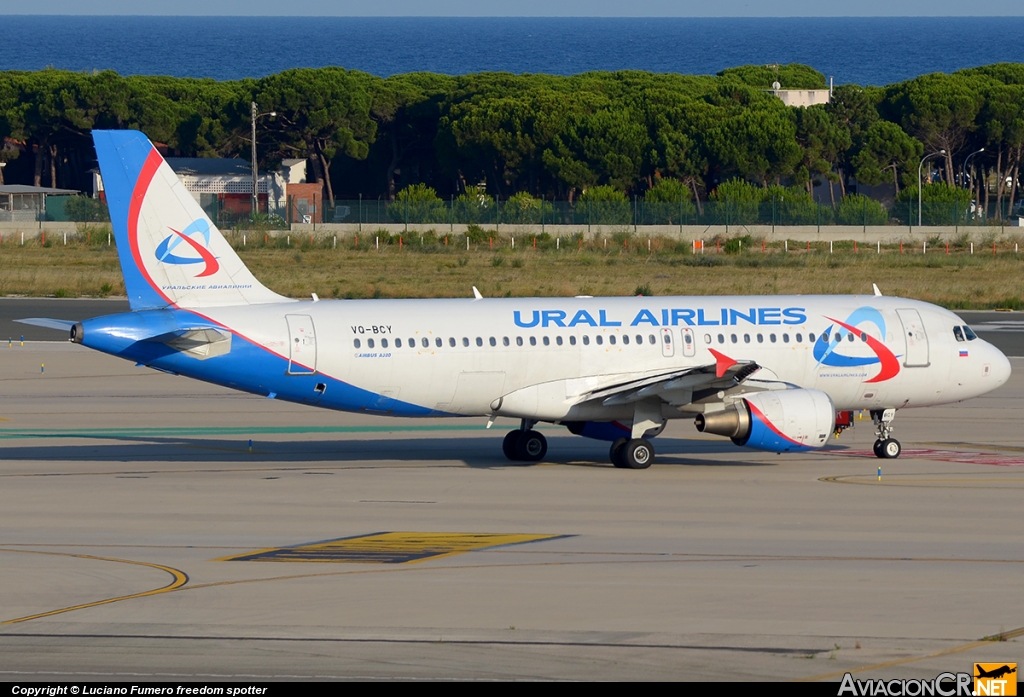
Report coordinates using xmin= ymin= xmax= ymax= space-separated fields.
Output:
xmin=962 ymin=147 xmax=985 ymax=188
xmin=250 ymin=102 xmax=276 ymax=218
xmin=918 ymin=149 xmax=945 ymax=228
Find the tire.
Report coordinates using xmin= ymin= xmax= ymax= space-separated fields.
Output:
xmin=502 ymin=431 xmax=521 ymax=461
xmin=623 ymin=438 xmax=655 ymax=470
xmin=881 ymin=438 xmax=901 ymax=459
xmin=873 ymin=440 xmax=884 ymax=458
xmin=516 ymin=430 xmax=547 ymax=461
xmin=610 ymin=437 xmax=628 ymax=468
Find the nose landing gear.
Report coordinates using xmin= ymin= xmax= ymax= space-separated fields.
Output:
xmin=871 ymin=408 xmax=901 ymax=459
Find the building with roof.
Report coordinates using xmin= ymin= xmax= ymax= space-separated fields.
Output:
xmin=92 ymin=157 xmax=312 ymax=223
xmin=0 ymin=184 xmax=81 ymax=222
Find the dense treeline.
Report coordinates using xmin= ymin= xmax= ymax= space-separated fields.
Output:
xmin=0 ymin=62 xmax=1022 ymax=218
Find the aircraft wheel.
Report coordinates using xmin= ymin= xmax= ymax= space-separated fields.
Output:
xmin=516 ymin=430 xmax=547 ymax=462
xmin=622 ymin=438 xmax=655 ymax=470
xmin=502 ymin=431 xmax=521 ymax=461
xmin=610 ymin=437 xmax=628 ymax=468
xmin=880 ymin=438 xmax=901 ymax=459
xmin=872 ymin=440 xmax=884 ymax=458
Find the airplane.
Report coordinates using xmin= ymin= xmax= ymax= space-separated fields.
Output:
xmin=17 ymin=131 xmax=1013 ymax=468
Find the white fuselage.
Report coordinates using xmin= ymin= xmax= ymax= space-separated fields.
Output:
xmin=193 ymin=294 xmax=1010 ymax=421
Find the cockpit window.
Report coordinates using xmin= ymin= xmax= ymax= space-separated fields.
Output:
xmin=953 ymin=326 xmax=965 ymax=342
xmin=963 ymin=325 xmax=978 ymax=341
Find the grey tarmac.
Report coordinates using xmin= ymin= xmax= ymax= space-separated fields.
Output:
xmin=0 ymin=342 xmax=1021 ymax=681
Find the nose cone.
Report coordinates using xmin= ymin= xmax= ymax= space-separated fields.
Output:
xmin=988 ymin=343 xmax=1012 ymax=389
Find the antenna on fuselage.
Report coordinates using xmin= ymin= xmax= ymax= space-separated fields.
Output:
xmin=872 ymin=283 xmax=883 ymax=297
xmin=472 ymin=286 xmax=483 ymax=300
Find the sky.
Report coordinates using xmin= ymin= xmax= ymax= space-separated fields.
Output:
xmin=3 ymin=1 xmax=1022 ymax=15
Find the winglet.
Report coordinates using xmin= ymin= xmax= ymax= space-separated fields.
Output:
xmin=472 ymin=286 xmax=483 ymax=300
xmin=707 ymin=348 xmax=738 ymax=378
xmin=873 ymin=283 xmax=882 ymax=297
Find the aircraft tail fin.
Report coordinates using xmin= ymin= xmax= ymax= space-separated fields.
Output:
xmin=92 ymin=130 xmax=291 ymax=311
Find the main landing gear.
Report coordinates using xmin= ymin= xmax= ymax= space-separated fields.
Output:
xmin=502 ymin=420 xmax=548 ymax=462
xmin=610 ymin=437 xmax=655 ymax=470
xmin=871 ymin=408 xmax=901 ymax=459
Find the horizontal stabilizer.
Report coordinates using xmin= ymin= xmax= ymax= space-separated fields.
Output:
xmin=14 ymin=318 xmax=76 ymax=331
xmin=143 ymin=327 xmax=233 ymax=360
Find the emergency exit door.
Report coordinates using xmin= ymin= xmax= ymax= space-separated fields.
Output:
xmin=286 ymin=314 xmax=317 ymax=374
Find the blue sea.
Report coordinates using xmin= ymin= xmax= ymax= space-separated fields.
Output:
xmin=3 ymin=16 xmax=1024 ymax=85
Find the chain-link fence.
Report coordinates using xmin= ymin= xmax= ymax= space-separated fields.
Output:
xmin=19 ymin=193 xmax=1024 ymax=227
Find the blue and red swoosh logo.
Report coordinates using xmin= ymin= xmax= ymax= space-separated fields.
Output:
xmin=154 ymin=220 xmax=220 ymax=277
xmin=814 ymin=307 xmax=901 ymax=383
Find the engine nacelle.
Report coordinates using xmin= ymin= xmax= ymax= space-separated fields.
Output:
xmin=695 ymin=389 xmax=834 ymax=452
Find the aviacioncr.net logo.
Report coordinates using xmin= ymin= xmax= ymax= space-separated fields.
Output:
xmin=814 ymin=306 xmax=901 ymax=383
xmin=153 ymin=219 xmax=220 ymax=278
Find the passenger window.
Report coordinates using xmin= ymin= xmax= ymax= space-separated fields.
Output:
xmin=717 ymin=334 xmax=725 ymax=344
xmin=368 ymin=338 xmax=375 ymax=348
xmin=583 ymin=335 xmax=590 ymax=345
xmin=435 ymin=337 xmax=442 ymax=348
xmin=489 ymin=337 xmax=497 ymax=347
xmin=462 ymin=337 xmax=469 ymax=347
xmin=782 ymin=334 xmax=789 ymax=343
xmin=516 ymin=336 xmax=523 ymax=346
xmin=963 ymin=326 xmax=978 ymax=341
xmin=649 ymin=335 xmax=656 ymax=345
xmin=623 ymin=335 xmax=630 ymax=345
xmin=823 ymin=330 xmax=830 ymax=342
xmin=476 ymin=337 xmax=483 ymax=347
xmin=770 ymin=334 xmax=777 ymax=343
xmin=730 ymin=333 xmax=737 ymax=343
xmin=382 ymin=338 xmax=389 ymax=348
xmin=637 ymin=334 xmax=644 ymax=344
xmin=757 ymin=334 xmax=763 ymax=343
xmin=529 ymin=336 xmax=537 ymax=346
xmin=543 ymin=336 xmax=550 ymax=346
xmin=609 ymin=335 xmax=616 ymax=345
xmin=596 ymin=335 xmax=604 ymax=345
xmin=685 ymin=334 xmax=692 ymax=345
xmin=795 ymin=333 xmax=802 ymax=343
xmin=422 ymin=337 xmax=429 ymax=348
xmin=502 ymin=336 xmax=510 ymax=346
xmin=449 ymin=337 xmax=456 ymax=347
xmin=395 ymin=338 xmax=402 ymax=348
xmin=953 ymin=326 xmax=965 ymax=342
xmin=354 ymin=338 xmax=361 ymax=349
xmin=409 ymin=337 xmax=415 ymax=347
xmin=847 ymin=332 xmax=854 ymax=342
xmin=808 ymin=333 xmax=815 ymax=343
xmin=569 ymin=336 xmax=577 ymax=346
xmin=860 ymin=332 xmax=867 ymax=342
xmin=556 ymin=336 xmax=563 ymax=346
xmin=743 ymin=334 xmax=750 ymax=343
xmin=704 ymin=334 xmax=712 ymax=344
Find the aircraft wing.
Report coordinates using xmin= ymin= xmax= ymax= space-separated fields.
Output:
xmin=576 ymin=349 xmax=764 ymax=409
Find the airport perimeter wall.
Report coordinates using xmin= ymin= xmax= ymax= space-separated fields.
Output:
xmin=2 ymin=221 xmax=1023 ymax=245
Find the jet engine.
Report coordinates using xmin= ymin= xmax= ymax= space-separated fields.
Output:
xmin=694 ymin=389 xmax=834 ymax=452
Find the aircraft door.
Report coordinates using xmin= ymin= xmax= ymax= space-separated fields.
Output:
xmin=286 ymin=314 xmax=317 ymax=375
xmin=896 ymin=308 xmax=929 ymax=367
xmin=660 ymin=328 xmax=675 ymax=357
xmin=680 ymin=328 xmax=696 ymax=357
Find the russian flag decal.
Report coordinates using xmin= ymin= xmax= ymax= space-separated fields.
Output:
xmin=959 ymin=350 xmax=969 ymax=357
